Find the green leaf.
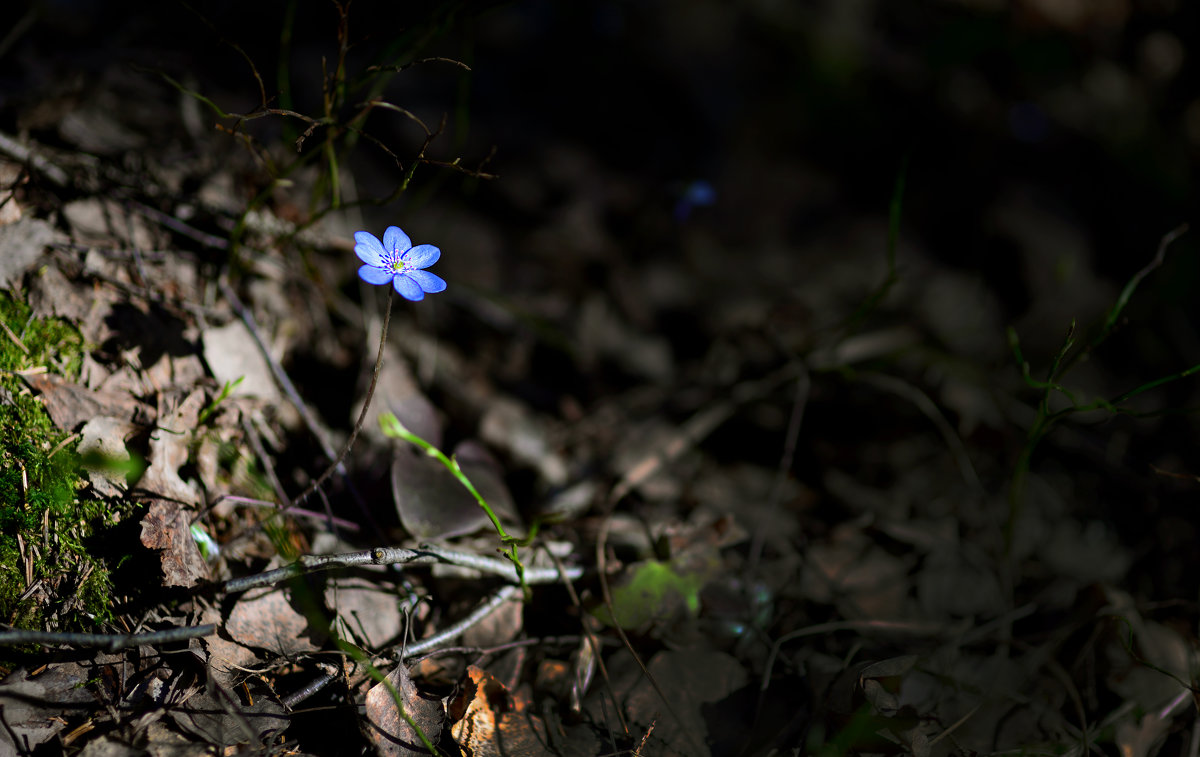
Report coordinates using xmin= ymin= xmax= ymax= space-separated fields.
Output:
xmin=594 ymin=560 xmax=705 ymax=630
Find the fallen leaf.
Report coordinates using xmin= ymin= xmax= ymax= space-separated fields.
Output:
xmin=326 ymin=577 xmax=405 ymax=650
xmin=0 ymin=663 xmax=97 ymax=755
xmin=0 ymin=160 xmax=22 ymax=227
xmin=0 ymin=216 xmax=56 ymax=288
xmin=364 ymin=663 xmax=445 ymax=757
xmin=225 ymin=585 xmax=324 ymax=657
xmin=621 ymin=649 xmax=749 ymax=757
xmin=78 ymin=415 xmax=139 ymax=497
xmin=139 ymin=500 xmax=206 ymax=588
xmin=137 ymin=389 xmax=207 ymax=587
xmin=200 ymin=320 xmax=284 ymax=407
xmin=479 ymin=397 xmax=568 ymax=488
xmin=448 ymin=666 xmax=552 ymax=757
xmin=169 ymin=674 xmax=288 ymax=748
xmin=391 ymin=439 xmax=520 ymax=541
xmin=800 ymin=522 xmax=913 ymax=618
xmin=20 ymin=371 xmax=154 ymax=432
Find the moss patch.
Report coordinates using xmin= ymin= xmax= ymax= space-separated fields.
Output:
xmin=0 ymin=288 xmax=117 ymax=630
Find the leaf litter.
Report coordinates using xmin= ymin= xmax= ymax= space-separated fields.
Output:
xmin=1 ymin=4 xmax=1199 ymax=757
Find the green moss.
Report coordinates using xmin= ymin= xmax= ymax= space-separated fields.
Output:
xmin=0 ymin=288 xmax=116 ymax=631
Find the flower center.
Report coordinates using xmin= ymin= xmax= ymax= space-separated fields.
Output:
xmin=387 ymin=252 xmax=406 ymax=273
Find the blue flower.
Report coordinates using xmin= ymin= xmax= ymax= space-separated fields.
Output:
xmin=354 ymin=226 xmax=447 ymax=301
xmin=673 ymin=179 xmax=716 ymax=223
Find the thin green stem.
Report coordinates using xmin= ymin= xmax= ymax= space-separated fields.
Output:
xmin=335 ymin=637 xmax=443 ymax=756
xmin=379 ymin=413 xmax=529 ymax=593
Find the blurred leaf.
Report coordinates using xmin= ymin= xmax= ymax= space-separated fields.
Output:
xmin=594 ymin=559 xmax=704 ymax=630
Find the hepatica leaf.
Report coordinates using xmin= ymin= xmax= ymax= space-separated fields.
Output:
xmin=390 ymin=440 xmax=519 ymax=541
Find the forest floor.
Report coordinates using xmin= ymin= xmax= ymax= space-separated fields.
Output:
xmin=1 ymin=2 xmax=1199 ymax=756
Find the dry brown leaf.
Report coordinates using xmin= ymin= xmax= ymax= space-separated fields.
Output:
xmin=621 ymin=648 xmax=749 ymax=757
xmin=0 ymin=663 xmax=97 ymax=754
xmin=0 ymin=216 xmax=55 ymax=288
xmin=78 ymin=415 xmax=139 ymax=497
xmin=326 ymin=577 xmax=405 ymax=650
xmin=479 ymin=396 xmax=568 ymax=488
xmin=0 ymin=160 xmax=23 ymax=227
xmin=139 ymin=499 xmax=206 ymax=588
xmin=20 ymin=371 xmax=154 ymax=432
xmin=225 ymin=585 xmax=324 ymax=657
xmin=800 ymin=523 xmax=913 ymax=618
xmin=448 ymin=666 xmax=552 ymax=757
xmin=168 ymin=675 xmax=288 ymax=747
xmin=460 ymin=590 xmax=524 ymax=650
xmin=200 ymin=320 xmax=284 ymax=407
xmin=137 ymin=389 xmax=207 ymax=587
xmin=363 ymin=663 xmax=445 ymax=757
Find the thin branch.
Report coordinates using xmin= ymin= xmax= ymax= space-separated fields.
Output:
xmin=217 ymin=279 xmax=367 ymax=517
xmin=366 ymin=57 xmax=472 ymax=75
xmin=219 ymin=544 xmax=581 ymax=595
xmin=129 ymin=200 xmax=231 ymax=250
xmin=0 ymin=130 xmax=69 ymax=188
xmin=0 ymin=623 xmax=216 ymax=651
xmin=748 ymin=364 xmax=810 ymax=571
xmin=402 ymin=584 xmax=519 ymax=660
xmin=282 ymin=287 xmax=392 ymax=533
xmin=208 ymin=494 xmax=361 ymax=533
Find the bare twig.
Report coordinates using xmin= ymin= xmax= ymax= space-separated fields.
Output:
xmin=608 ymin=363 xmax=799 ymax=504
xmin=402 ymin=584 xmax=520 ymax=659
xmin=128 ymin=201 xmax=231 ymax=250
xmin=0 ymin=623 xmax=216 ymax=651
xmin=287 ymin=290 xmax=395 ymax=521
xmin=208 ymin=494 xmax=360 ymax=533
xmin=0 ymin=319 xmax=29 ymax=355
xmin=366 ymin=57 xmax=472 ymax=75
xmin=748 ymin=364 xmax=809 ymax=571
xmin=219 ymin=544 xmax=582 ymax=595
xmin=217 ymin=278 xmax=369 ymax=520
xmin=240 ymin=414 xmax=294 ymax=511
xmin=0 ymin=131 xmax=69 ymax=188
xmin=280 ymin=664 xmax=341 ymax=710
xmin=282 ymin=585 xmax=528 ymax=709
xmin=858 ymin=371 xmax=984 ymax=496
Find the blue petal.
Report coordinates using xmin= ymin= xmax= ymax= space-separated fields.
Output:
xmin=393 ymin=274 xmax=425 ymax=301
xmin=354 ymin=231 xmax=385 ymax=267
xmin=383 ymin=226 xmax=412 ymax=254
xmin=403 ymin=244 xmax=440 ymax=270
xmin=358 ymin=264 xmax=395 ymax=286
xmin=408 ymin=270 xmax=446 ymax=293
xmin=684 ymin=180 xmax=716 ymax=206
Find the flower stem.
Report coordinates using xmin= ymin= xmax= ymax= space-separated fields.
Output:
xmin=292 ymin=290 xmax=393 ymax=528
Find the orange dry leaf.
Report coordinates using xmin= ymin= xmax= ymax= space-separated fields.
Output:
xmin=448 ymin=666 xmax=552 ymax=757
